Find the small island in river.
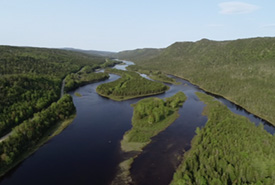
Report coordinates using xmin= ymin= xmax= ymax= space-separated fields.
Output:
xmin=96 ymin=68 xmax=169 ymax=101
xmin=127 ymin=65 xmax=180 ymax=85
xmin=112 ymin=92 xmax=187 ymax=184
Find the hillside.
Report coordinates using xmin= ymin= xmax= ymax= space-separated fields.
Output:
xmin=62 ymin=48 xmax=116 ymax=57
xmin=0 ymin=46 xmax=106 ymax=77
xmin=116 ymin=37 xmax=275 ymax=125
xmin=0 ymin=45 xmax=106 ymax=136
xmin=115 ymin=48 xmax=163 ymax=62
xmin=0 ymin=45 xmax=109 ymax=176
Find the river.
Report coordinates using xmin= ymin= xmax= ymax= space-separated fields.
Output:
xmin=0 ymin=61 xmax=274 ymax=185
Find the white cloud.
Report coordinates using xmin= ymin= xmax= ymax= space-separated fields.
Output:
xmin=219 ymin=2 xmax=259 ymax=14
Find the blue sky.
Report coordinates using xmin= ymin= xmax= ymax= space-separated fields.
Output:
xmin=1 ymin=0 xmax=275 ymax=51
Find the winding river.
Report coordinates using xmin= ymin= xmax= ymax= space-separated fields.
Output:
xmin=0 ymin=61 xmax=274 ymax=185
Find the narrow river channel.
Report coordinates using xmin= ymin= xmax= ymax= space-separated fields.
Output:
xmin=0 ymin=61 xmax=274 ymax=185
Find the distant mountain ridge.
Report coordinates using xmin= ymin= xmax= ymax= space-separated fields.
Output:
xmin=116 ymin=37 xmax=275 ymax=63
xmin=62 ymin=47 xmax=116 ymax=57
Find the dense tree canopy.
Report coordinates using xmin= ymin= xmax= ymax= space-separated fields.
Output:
xmin=0 ymin=95 xmax=75 ymax=171
xmin=172 ymin=93 xmax=275 ymax=185
xmin=127 ymin=65 xmax=177 ymax=84
xmin=0 ymin=46 xmax=105 ymax=77
xmin=0 ymin=45 xmax=110 ymax=176
xmin=121 ymin=92 xmax=187 ymax=151
xmin=96 ymin=68 xmax=169 ymax=101
xmin=0 ymin=75 xmax=60 ymax=136
xmin=0 ymin=46 xmax=106 ymax=136
xmin=64 ymin=68 xmax=109 ymax=92
xmin=117 ymin=37 xmax=275 ymax=125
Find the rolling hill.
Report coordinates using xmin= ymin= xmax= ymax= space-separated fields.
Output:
xmin=116 ymin=37 xmax=275 ymax=125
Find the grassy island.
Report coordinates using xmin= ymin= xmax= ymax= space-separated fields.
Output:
xmin=74 ymin=92 xmax=82 ymax=97
xmin=96 ymin=68 xmax=169 ymax=101
xmin=171 ymin=92 xmax=275 ymax=185
xmin=127 ymin=65 xmax=179 ymax=84
xmin=113 ymin=92 xmax=186 ymax=184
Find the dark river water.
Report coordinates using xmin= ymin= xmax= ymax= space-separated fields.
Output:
xmin=0 ymin=61 xmax=274 ymax=185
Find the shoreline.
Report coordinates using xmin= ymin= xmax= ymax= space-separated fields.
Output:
xmin=96 ymin=88 xmax=169 ymax=101
xmin=0 ymin=114 xmax=76 ymax=178
xmin=148 ymin=74 xmax=181 ymax=85
xmin=167 ymin=73 xmax=275 ymax=127
xmin=113 ymin=91 xmax=186 ymax=184
xmin=112 ymin=112 xmax=180 ymax=185
xmin=64 ymin=75 xmax=109 ymax=93
xmin=126 ymin=60 xmax=274 ymax=127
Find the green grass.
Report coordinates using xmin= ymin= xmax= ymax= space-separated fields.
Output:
xmin=96 ymin=68 xmax=169 ymax=101
xmin=112 ymin=158 xmax=135 ymax=185
xmin=74 ymin=92 xmax=82 ymax=97
xmin=50 ymin=114 xmax=76 ymax=138
xmin=171 ymin=92 xmax=275 ymax=185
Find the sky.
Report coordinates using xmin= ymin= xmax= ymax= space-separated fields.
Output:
xmin=1 ymin=0 xmax=275 ymax=52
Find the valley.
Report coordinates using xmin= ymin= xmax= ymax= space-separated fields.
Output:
xmin=1 ymin=38 xmax=275 ymax=184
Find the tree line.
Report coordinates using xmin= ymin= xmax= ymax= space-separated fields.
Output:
xmin=0 ymin=95 xmax=75 ymax=170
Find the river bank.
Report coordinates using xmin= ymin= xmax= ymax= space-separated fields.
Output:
xmin=171 ymin=92 xmax=275 ymax=184
xmin=0 ymin=114 xmax=76 ymax=177
xmin=166 ymin=73 xmax=275 ymax=128
xmin=0 ymin=61 xmax=274 ymax=185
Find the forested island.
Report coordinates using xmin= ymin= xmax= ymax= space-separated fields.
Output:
xmin=96 ymin=68 xmax=169 ymax=101
xmin=126 ymin=65 xmax=179 ymax=84
xmin=114 ymin=92 xmax=186 ymax=184
xmin=121 ymin=91 xmax=187 ymax=152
